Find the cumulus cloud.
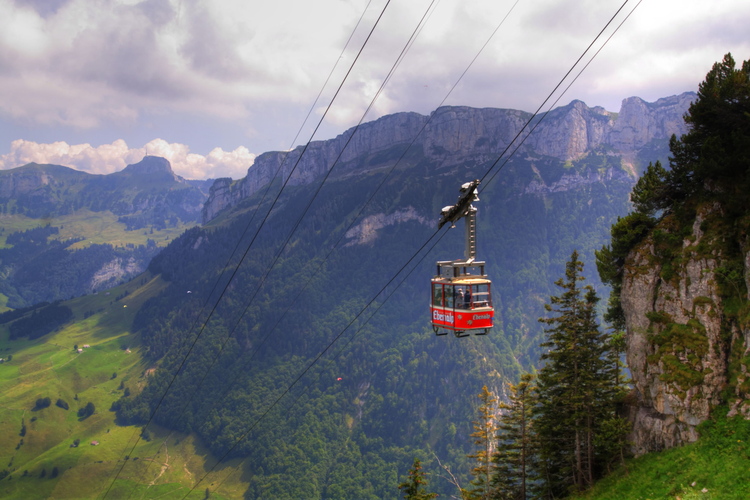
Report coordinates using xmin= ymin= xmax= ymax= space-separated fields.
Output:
xmin=0 ymin=139 xmax=255 ymax=180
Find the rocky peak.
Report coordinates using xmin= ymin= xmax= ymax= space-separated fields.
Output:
xmin=607 ymin=93 xmax=695 ymax=154
xmin=119 ymin=155 xmax=180 ymax=182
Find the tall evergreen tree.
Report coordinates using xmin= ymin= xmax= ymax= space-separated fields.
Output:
xmin=491 ymin=374 xmax=537 ymax=500
xmin=533 ymin=251 xmax=616 ymax=497
xmin=468 ymin=385 xmax=499 ymax=500
xmin=398 ymin=459 xmax=438 ymax=500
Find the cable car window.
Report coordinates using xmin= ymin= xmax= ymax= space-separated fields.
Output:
xmin=444 ymin=285 xmax=453 ymax=308
xmin=432 ymin=283 xmax=443 ymax=306
xmin=452 ymin=285 xmax=467 ymax=309
xmin=471 ymin=283 xmax=491 ymax=308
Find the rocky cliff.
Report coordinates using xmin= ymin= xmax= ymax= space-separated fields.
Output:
xmin=202 ymin=93 xmax=694 ymax=223
xmin=620 ymin=204 xmax=750 ymax=455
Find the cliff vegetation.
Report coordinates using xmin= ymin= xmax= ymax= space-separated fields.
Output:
xmin=597 ymin=53 xmax=750 ymax=454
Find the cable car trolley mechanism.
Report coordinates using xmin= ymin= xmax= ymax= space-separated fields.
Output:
xmin=431 ymin=180 xmax=494 ymax=337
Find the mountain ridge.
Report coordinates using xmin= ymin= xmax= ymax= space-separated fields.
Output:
xmin=202 ymin=93 xmax=695 ymax=223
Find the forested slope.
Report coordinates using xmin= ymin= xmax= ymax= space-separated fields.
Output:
xmin=0 ymin=156 xmax=209 ymax=308
xmin=115 ymin=138 xmax=640 ymax=498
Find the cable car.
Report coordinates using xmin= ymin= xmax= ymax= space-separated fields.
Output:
xmin=431 ymin=180 xmax=494 ymax=337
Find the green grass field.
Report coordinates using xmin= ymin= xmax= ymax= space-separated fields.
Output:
xmin=0 ymin=209 xmax=196 ymax=250
xmin=0 ymin=273 xmax=246 ymax=499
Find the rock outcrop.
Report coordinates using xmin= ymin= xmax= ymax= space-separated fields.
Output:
xmin=202 ymin=94 xmax=695 ymax=223
xmin=621 ymin=205 xmax=750 ymax=455
xmin=343 ymin=206 xmax=430 ymax=247
xmin=89 ymin=256 xmax=143 ymax=291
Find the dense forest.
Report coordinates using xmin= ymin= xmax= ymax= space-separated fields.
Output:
xmin=7 ymin=302 xmax=74 ymax=340
xmin=0 ymin=224 xmax=161 ymax=308
xmin=439 ymin=252 xmax=629 ymax=500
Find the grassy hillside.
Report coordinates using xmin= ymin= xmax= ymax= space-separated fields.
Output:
xmin=0 ymin=274 xmax=244 ymax=499
xmin=575 ymin=410 xmax=750 ymax=500
xmin=0 ymin=210 xmax=198 ymax=309
xmin=0 ymin=210 xmax=195 ymax=250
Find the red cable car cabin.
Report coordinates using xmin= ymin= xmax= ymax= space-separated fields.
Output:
xmin=431 ymin=180 xmax=494 ymax=337
xmin=431 ymin=261 xmax=493 ymax=336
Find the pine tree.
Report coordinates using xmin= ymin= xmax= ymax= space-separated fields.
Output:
xmin=492 ymin=374 xmax=537 ymax=500
xmin=397 ymin=459 xmax=438 ymax=500
xmin=533 ymin=251 xmax=614 ymax=497
xmin=468 ymin=385 xmax=498 ymax=500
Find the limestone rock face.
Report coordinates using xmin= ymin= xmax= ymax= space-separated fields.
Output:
xmin=621 ymin=206 xmax=750 ymax=455
xmin=344 ymin=207 xmax=430 ymax=246
xmin=608 ymin=94 xmax=695 ymax=154
xmin=202 ymin=94 xmax=695 ymax=223
xmin=90 ymin=257 xmax=143 ymax=291
xmin=201 ymin=178 xmax=233 ymax=222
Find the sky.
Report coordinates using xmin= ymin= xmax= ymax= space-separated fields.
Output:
xmin=0 ymin=0 xmax=748 ymax=180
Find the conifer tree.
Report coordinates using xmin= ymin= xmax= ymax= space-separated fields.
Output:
xmin=398 ymin=459 xmax=438 ymax=500
xmin=492 ymin=374 xmax=537 ymax=500
xmin=468 ymin=385 xmax=498 ymax=500
xmin=533 ymin=251 xmax=615 ymax=497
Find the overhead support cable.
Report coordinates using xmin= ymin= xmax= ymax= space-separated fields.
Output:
xmin=161 ymin=0 xmax=522 ymax=442
xmin=99 ymin=2 xmax=393 ymax=498
xmin=182 ymin=0 xmax=639 ymax=497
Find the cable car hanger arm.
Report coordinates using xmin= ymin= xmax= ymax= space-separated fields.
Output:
xmin=438 ymin=179 xmax=480 ymax=229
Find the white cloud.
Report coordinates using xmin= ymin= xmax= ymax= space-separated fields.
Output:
xmin=0 ymin=0 xmax=748 ymax=156
xmin=0 ymin=139 xmax=254 ymax=180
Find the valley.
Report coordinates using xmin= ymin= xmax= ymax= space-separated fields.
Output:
xmin=3 ymin=69 xmax=747 ymax=498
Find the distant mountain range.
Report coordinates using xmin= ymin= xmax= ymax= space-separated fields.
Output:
xmin=0 ymin=155 xmax=209 ymax=226
xmin=0 ymin=156 xmax=211 ymax=308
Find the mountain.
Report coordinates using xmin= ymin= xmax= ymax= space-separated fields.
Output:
xmin=0 ymin=155 xmax=208 ymax=225
xmin=0 ymin=156 xmax=210 ymax=308
xmin=114 ymin=96 xmax=691 ymax=497
xmin=1 ymin=94 xmax=694 ymax=498
xmin=202 ymin=93 xmax=693 ymax=222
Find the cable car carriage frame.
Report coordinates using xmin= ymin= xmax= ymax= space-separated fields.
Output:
xmin=431 ymin=180 xmax=494 ymax=337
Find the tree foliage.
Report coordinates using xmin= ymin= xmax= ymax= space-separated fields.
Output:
xmin=596 ymin=53 xmax=750 ymax=327
xmin=77 ymin=402 xmax=95 ymax=419
xmin=8 ymin=303 xmax=73 ymax=341
xmin=491 ymin=374 xmax=537 ymax=500
xmin=467 ymin=386 xmax=499 ymax=499
xmin=490 ymin=251 xmax=631 ymax=498
xmin=398 ymin=459 xmax=438 ymax=500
